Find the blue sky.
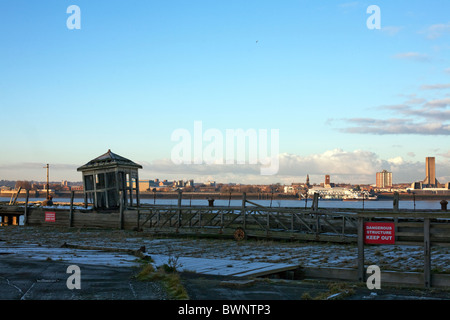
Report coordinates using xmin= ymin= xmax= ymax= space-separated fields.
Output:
xmin=1 ymin=0 xmax=450 ymax=184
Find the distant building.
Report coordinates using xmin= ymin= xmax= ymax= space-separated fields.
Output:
xmin=376 ymin=170 xmax=392 ymax=188
xmin=284 ymin=186 xmax=296 ymax=194
xmin=423 ymin=157 xmax=439 ymax=187
xmin=70 ymin=185 xmax=84 ymax=191
xmin=411 ymin=156 xmax=442 ymax=190
xmin=138 ymin=180 xmax=151 ymax=192
xmin=324 ymin=175 xmax=334 ymax=188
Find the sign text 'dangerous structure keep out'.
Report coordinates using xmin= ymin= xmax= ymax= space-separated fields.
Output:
xmin=364 ymin=222 xmax=395 ymax=244
xmin=45 ymin=212 xmax=56 ymax=222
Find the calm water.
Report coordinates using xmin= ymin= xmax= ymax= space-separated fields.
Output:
xmin=2 ymin=197 xmax=444 ymax=210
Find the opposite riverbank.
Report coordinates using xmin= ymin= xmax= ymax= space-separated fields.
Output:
xmin=2 ymin=190 xmax=449 ymax=201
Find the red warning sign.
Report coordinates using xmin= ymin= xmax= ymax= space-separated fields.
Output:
xmin=45 ymin=212 xmax=56 ymax=222
xmin=364 ymin=222 xmax=395 ymax=244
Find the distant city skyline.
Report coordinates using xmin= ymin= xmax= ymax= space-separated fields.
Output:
xmin=1 ymin=1 xmax=450 ymax=184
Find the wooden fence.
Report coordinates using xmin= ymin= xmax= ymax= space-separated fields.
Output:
xmin=2 ymin=191 xmax=449 ymax=288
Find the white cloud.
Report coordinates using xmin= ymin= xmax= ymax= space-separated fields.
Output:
xmin=423 ymin=22 xmax=450 ymax=39
xmin=0 ymin=162 xmax=80 ymax=181
xmin=392 ymin=52 xmax=430 ymax=62
xmin=338 ymin=88 xmax=450 ymax=135
xmin=421 ymin=84 xmax=450 ymax=90
xmin=425 ymin=98 xmax=450 ymax=108
xmin=438 ymin=150 xmax=450 ymax=158
xmin=388 ymin=156 xmax=404 ymax=165
xmin=140 ymin=149 xmax=450 ymax=184
xmin=2 ymin=152 xmax=449 ymax=186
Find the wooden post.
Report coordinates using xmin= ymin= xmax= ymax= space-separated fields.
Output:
xmin=10 ymin=187 xmax=22 ymax=206
xmin=69 ymin=191 xmax=75 ymax=228
xmin=393 ymin=192 xmax=399 ymax=213
xmin=128 ymin=174 xmax=133 ymax=207
xmin=23 ymin=189 xmax=30 ymax=225
xmin=357 ymin=217 xmax=365 ymax=282
xmin=291 ymin=212 xmax=294 ymax=232
xmin=157 ymin=210 xmax=160 ymax=227
xmin=84 ymin=190 xmax=88 ymax=209
xmin=316 ymin=213 xmax=320 ymax=236
xmin=137 ymin=209 xmax=140 ymax=231
xmin=242 ymin=192 xmax=247 ymax=230
xmin=394 ymin=217 xmax=398 ymax=242
xmin=136 ymin=178 xmax=140 ymax=208
xmin=312 ymin=193 xmax=319 ymax=212
xmin=424 ymin=218 xmax=431 ymax=288
xmin=119 ymin=191 xmax=124 ymax=230
xmin=177 ymin=189 xmax=182 ymax=228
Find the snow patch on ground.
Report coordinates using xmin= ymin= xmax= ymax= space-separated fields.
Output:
xmin=1 ymin=227 xmax=449 ymax=273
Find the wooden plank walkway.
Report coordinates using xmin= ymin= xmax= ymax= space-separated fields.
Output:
xmin=148 ymin=254 xmax=299 ymax=278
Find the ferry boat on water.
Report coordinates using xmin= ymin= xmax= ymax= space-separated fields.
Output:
xmin=342 ymin=193 xmax=378 ymax=201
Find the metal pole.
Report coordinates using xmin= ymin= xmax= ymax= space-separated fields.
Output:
xmin=45 ymin=164 xmax=49 ymax=200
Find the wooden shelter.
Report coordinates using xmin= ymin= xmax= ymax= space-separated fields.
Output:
xmin=77 ymin=150 xmax=142 ymax=209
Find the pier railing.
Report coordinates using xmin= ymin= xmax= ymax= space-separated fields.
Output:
xmin=134 ymin=204 xmax=360 ymax=242
xmin=2 ymin=191 xmax=450 ymax=288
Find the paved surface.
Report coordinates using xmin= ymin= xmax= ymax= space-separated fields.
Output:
xmin=180 ymin=272 xmax=450 ymax=301
xmin=0 ymin=256 xmax=166 ymax=300
xmin=1 ymin=226 xmax=450 ymax=301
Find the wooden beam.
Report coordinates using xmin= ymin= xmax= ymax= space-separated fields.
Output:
xmin=23 ymin=189 xmax=30 ymax=225
xmin=242 ymin=192 xmax=247 ymax=230
xmin=69 ymin=191 xmax=75 ymax=228
xmin=119 ymin=191 xmax=124 ymax=230
xmin=357 ymin=217 xmax=365 ymax=282
xmin=424 ymin=218 xmax=431 ymax=288
xmin=10 ymin=187 xmax=22 ymax=205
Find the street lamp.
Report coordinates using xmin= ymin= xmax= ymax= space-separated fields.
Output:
xmin=44 ymin=164 xmax=49 ymax=200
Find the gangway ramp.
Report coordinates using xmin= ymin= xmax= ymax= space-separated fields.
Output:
xmin=148 ymin=254 xmax=300 ymax=278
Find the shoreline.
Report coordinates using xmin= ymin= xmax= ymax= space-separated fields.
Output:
xmin=1 ymin=191 xmax=449 ymax=201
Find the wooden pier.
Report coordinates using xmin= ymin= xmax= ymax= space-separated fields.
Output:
xmin=2 ymin=194 xmax=449 ymax=245
xmin=1 ymin=192 xmax=450 ymax=288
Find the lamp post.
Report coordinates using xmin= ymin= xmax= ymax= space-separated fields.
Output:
xmin=44 ymin=164 xmax=49 ymax=200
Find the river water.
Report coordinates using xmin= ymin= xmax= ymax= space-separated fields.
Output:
xmin=1 ymin=197 xmax=444 ymax=210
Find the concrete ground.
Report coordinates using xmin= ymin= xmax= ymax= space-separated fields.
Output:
xmin=0 ymin=256 xmax=167 ymax=300
xmin=1 ymin=225 xmax=450 ymax=302
xmin=1 ymin=254 xmax=450 ymax=302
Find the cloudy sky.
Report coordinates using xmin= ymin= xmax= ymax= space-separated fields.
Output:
xmin=1 ymin=0 xmax=450 ymax=185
